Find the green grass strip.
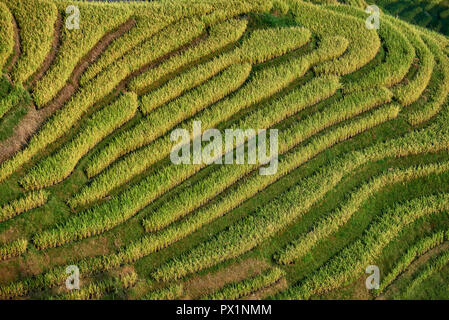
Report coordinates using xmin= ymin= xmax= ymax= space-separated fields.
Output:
xmin=201 ymin=268 xmax=285 ymax=300
xmin=0 ymin=2 xmax=14 ymax=71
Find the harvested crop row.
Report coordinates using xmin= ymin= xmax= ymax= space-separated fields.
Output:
xmin=0 ymin=239 xmax=27 ymax=261
xmin=0 ymin=0 xmax=57 ymax=84
xmin=126 ymin=18 xmax=248 ymax=95
xmin=407 ymin=34 xmax=449 ymax=125
xmin=150 ymin=104 xmax=401 ymax=282
xmin=33 ymin=75 xmax=339 ymax=249
xmin=282 ymin=193 xmax=449 ymax=299
xmin=141 ymin=283 xmax=184 ymax=300
xmin=333 ymin=5 xmax=415 ymax=92
xmin=142 ymin=85 xmax=392 ymax=232
xmin=53 ymin=271 xmax=137 ymax=300
xmin=201 ymin=268 xmax=285 ymax=300
xmin=275 ymin=161 xmax=449 ymax=265
xmin=19 ymin=93 xmax=138 ymax=190
xmin=0 ymin=2 xmax=13 ymax=72
xmin=4 ymin=103 xmax=449 ymax=299
xmin=289 ymin=0 xmax=380 ymax=75
xmin=376 ymin=230 xmax=445 ymax=295
xmin=32 ymin=1 xmax=133 ymax=107
xmin=0 ymin=17 xmax=205 ymax=184
xmin=79 ymin=1 xmax=212 ymax=85
xmin=0 ymin=84 xmax=27 ymax=119
xmin=77 ymin=36 xmax=348 ymax=207
xmin=0 ymin=190 xmax=49 ymax=223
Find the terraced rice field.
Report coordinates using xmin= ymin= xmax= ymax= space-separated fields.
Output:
xmin=374 ymin=0 xmax=449 ymax=35
xmin=0 ymin=0 xmax=448 ymax=300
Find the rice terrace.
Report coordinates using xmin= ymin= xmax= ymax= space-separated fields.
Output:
xmin=0 ymin=0 xmax=448 ymax=301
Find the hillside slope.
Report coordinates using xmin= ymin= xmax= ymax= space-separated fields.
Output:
xmin=0 ymin=0 xmax=448 ymax=300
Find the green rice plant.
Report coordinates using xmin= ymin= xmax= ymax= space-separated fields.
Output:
xmin=402 ymin=249 xmax=449 ymax=298
xmin=127 ymin=18 xmax=247 ymax=94
xmin=201 ymin=268 xmax=285 ymax=300
xmin=84 ymin=62 xmax=250 ymax=179
xmin=341 ymin=0 xmax=367 ymax=7
xmin=282 ymin=193 xmax=449 ymax=300
xmin=0 ymin=2 xmax=13 ymax=71
xmin=137 ymin=62 xmax=251 ymax=140
xmin=236 ymin=26 xmax=312 ymax=65
xmin=1 ymin=0 xmax=57 ymax=84
xmin=275 ymin=161 xmax=449 ymax=265
xmin=141 ymin=283 xmax=184 ymax=300
xmin=401 ymin=6 xmax=423 ymax=21
xmin=305 ymin=36 xmax=349 ymax=65
xmin=440 ymin=8 xmax=449 ymax=19
xmin=387 ymin=16 xmax=435 ymax=106
xmin=32 ymin=1 xmax=133 ymax=107
xmin=289 ymin=0 xmax=381 ymax=75
xmin=19 ymin=93 xmax=138 ymax=190
xmin=142 ymin=85 xmax=392 ymax=233
xmin=138 ymin=54 xmax=240 ymax=115
xmin=139 ymin=26 xmax=311 ymax=114
xmin=80 ymin=1 xmax=212 ymax=85
xmin=0 ymin=17 xmax=205 ymax=184
xmin=3 ymin=101 xmax=449 ymax=299
xmin=32 ymin=75 xmax=340 ymax=250
xmin=130 ymin=23 xmax=311 ymax=98
xmin=0 ymin=239 xmax=27 ymax=261
xmin=150 ymin=104 xmax=401 ymax=282
xmin=98 ymin=25 xmax=312 ymax=171
xmin=54 ymin=270 xmax=137 ymax=300
xmin=0 ymin=190 xmax=49 ymax=223
xmin=199 ymin=0 xmax=273 ymax=25
xmin=407 ymin=34 xmax=449 ymax=125
xmin=272 ymin=0 xmax=290 ymax=14
xmin=376 ymin=231 xmax=445 ymax=295
xmin=330 ymin=5 xmax=415 ymax=92
xmin=0 ymin=84 xmax=27 ymax=119
xmin=76 ymin=36 xmax=347 ymax=207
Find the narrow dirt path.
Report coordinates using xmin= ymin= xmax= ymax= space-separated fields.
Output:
xmin=5 ymin=13 xmax=20 ymax=74
xmin=0 ymin=18 xmax=137 ymax=164
xmin=26 ymin=12 xmax=62 ymax=88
